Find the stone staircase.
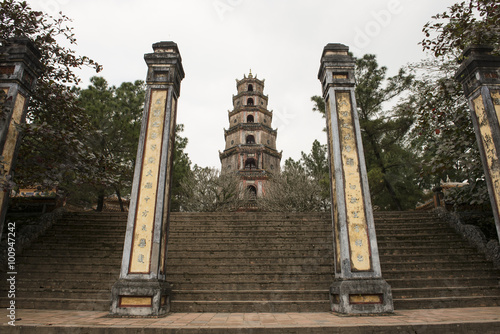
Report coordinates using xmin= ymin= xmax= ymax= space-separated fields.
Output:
xmin=0 ymin=210 xmax=499 ymax=312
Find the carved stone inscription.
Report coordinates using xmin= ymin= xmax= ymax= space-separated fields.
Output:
xmin=336 ymin=91 xmax=371 ymax=271
xmin=129 ymin=89 xmax=167 ymax=273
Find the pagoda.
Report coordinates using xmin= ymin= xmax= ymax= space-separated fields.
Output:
xmin=219 ymin=71 xmax=282 ymax=197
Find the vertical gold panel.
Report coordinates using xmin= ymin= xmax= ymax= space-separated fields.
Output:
xmin=2 ymin=93 xmax=26 ymax=172
xmin=0 ymin=91 xmax=25 ymax=207
xmin=129 ymin=90 xmax=168 ymax=273
xmin=336 ymin=91 xmax=371 ymax=271
xmin=492 ymin=91 xmax=500 ymax=123
xmin=473 ymin=94 xmax=500 ymax=216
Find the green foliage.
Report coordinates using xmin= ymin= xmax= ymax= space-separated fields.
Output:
xmin=403 ymin=59 xmax=487 ymax=207
xmin=412 ymin=0 xmax=500 ymax=207
xmin=178 ymin=166 xmax=249 ymax=212
xmin=260 ymin=141 xmax=331 ymax=212
xmin=1 ymin=0 xmax=100 ymax=195
xmin=72 ymin=77 xmax=144 ymax=210
xmin=421 ymin=0 xmax=500 ymax=57
xmin=170 ymin=124 xmax=192 ymax=212
xmin=258 ymin=158 xmax=330 ymax=212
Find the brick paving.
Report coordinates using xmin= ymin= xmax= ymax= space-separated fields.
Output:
xmin=2 ymin=307 xmax=500 ymax=331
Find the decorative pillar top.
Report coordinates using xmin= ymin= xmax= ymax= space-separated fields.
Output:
xmin=318 ymin=43 xmax=355 ymax=96
xmin=144 ymin=41 xmax=185 ymax=96
xmin=455 ymin=44 xmax=500 ymax=97
xmin=0 ymin=37 xmax=42 ymax=91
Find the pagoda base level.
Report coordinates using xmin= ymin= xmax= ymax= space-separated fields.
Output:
xmin=330 ymin=278 xmax=394 ymax=314
xmin=110 ymin=279 xmax=171 ymax=317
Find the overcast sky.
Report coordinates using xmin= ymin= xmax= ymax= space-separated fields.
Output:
xmin=29 ymin=0 xmax=458 ymax=168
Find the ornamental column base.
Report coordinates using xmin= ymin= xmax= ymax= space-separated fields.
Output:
xmin=110 ymin=279 xmax=171 ymax=317
xmin=330 ymin=278 xmax=394 ymax=314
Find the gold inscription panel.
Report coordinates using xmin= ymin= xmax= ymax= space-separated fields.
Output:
xmin=0 ymin=91 xmax=25 ymax=206
xmin=129 ymin=90 xmax=168 ymax=274
xmin=119 ymin=296 xmax=152 ymax=307
xmin=336 ymin=91 xmax=371 ymax=272
xmin=473 ymin=94 xmax=500 ymax=217
xmin=349 ymin=294 xmax=382 ymax=304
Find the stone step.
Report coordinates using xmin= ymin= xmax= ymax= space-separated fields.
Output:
xmin=382 ymin=268 xmax=498 ymax=279
xmin=386 ymin=277 xmax=500 ymax=289
xmin=379 ymin=253 xmax=487 ymax=262
xmin=393 ymin=296 xmax=500 ymax=309
xmin=165 ymin=264 xmax=334 ymax=274
xmin=392 ymin=286 xmax=500 ymax=299
xmin=0 ymin=279 xmax=115 ymax=290
xmin=171 ymin=289 xmax=329 ymax=301
xmin=169 ymin=282 xmax=333 ymax=290
xmin=165 ymin=273 xmax=335 ymax=283
xmin=0 ymin=297 xmax=109 ymax=311
xmin=379 ymin=246 xmax=479 ymax=255
xmin=381 ymin=260 xmax=495 ymax=271
xmin=12 ymin=288 xmax=112 ymax=299
xmin=170 ymin=300 xmax=332 ymax=313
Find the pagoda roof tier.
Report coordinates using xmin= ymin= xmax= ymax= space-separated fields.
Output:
xmin=232 ymin=91 xmax=268 ymax=102
xmin=224 ymin=123 xmax=277 ymax=138
xmin=237 ymin=169 xmax=271 ymax=180
xmin=219 ymin=144 xmax=282 ymax=160
xmin=229 ymin=106 xmax=273 ymax=117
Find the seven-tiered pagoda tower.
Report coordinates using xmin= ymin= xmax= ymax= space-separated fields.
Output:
xmin=219 ymin=71 xmax=281 ymax=197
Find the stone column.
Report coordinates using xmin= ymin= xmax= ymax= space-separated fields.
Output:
xmin=0 ymin=37 xmax=41 ymax=240
xmin=455 ymin=45 xmax=500 ymax=241
xmin=318 ymin=43 xmax=393 ymax=314
xmin=110 ymin=42 xmax=184 ymax=317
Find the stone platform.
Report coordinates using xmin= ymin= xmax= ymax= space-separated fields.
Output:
xmin=2 ymin=307 xmax=500 ymax=333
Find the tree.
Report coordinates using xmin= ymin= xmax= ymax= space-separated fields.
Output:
xmin=170 ymin=124 xmax=192 ymax=212
xmin=1 ymin=0 xmax=101 ymax=195
xmin=75 ymin=77 xmax=144 ymax=211
xmin=179 ymin=166 xmax=249 ymax=212
xmin=421 ymin=0 xmax=500 ymax=58
xmin=409 ymin=0 xmax=500 ymax=207
xmin=258 ymin=157 xmax=329 ymax=212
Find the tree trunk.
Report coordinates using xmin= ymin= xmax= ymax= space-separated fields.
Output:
xmin=115 ymin=186 xmax=125 ymax=212
xmin=96 ymin=190 xmax=105 ymax=212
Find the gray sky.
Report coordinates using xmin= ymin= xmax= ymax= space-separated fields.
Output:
xmin=29 ymin=0 xmax=457 ymax=168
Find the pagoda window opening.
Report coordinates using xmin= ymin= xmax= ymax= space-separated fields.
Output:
xmin=247 ymin=185 xmax=257 ymax=198
xmin=246 ymin=135 xmax=255 ymax=144
xmin=247 ymin=98 xmax=254 ymax=106
xmin=245 ymin=158 xmax=257 ymax=169
xmin=248 ymin=84 xmax=253 ymax=91
xmin=247 ymin=115 xmax=254 ymax=123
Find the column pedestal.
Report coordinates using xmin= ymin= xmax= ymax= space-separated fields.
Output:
xmin=330 ymin=279 xmax=393 ymax=314
xmin=110 ymin=280 xmax=171 ymax=317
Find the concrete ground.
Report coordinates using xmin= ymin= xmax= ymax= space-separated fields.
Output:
xmin=2 ymin=307 xmax=500 ymax=333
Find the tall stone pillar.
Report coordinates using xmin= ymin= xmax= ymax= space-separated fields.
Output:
xmin=110 ymin=41 xmax=184 ymax=317
xmin=318 ymin=43 xmax=393 ymax=314
xmin=455 ymin=45 xmax=500 ymax=241
xmin=0 ymin=37 xmax=41 ymax=240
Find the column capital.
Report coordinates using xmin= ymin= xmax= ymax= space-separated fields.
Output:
xmin=455 ymin=44 xmax=500 ymax=97
xmin=318 ymin=43 xmax=355 ymax=96
xmin=144 ymin=41 xmax=185 ymax=96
